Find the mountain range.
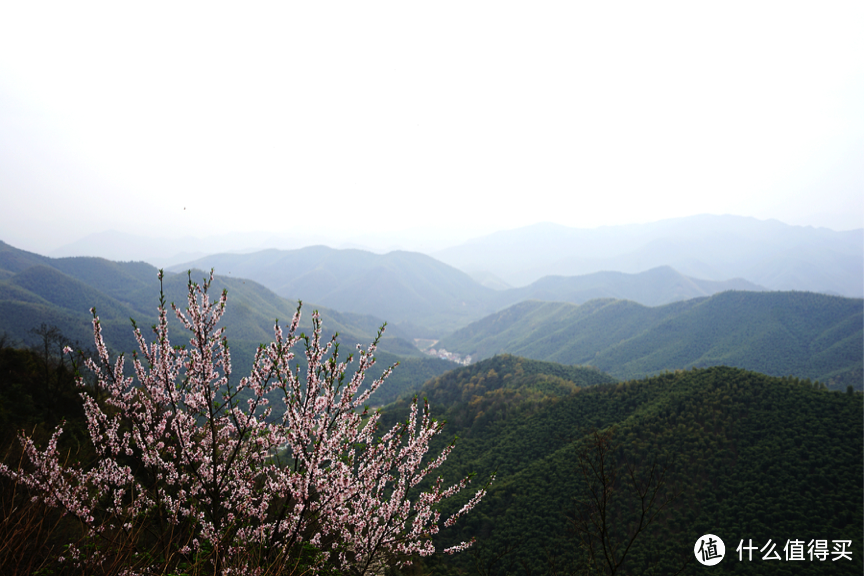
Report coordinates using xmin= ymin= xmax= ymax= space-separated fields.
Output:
xmin=436 ymin=291 xmax=863 ymax=389
xmin=0 ymin=240 xmax=433 ymax=377
xmin=168 ymin=246 xmax=770 ymax=338
xmin=431 ymin=214 xmax=863 ymax=296
xmin=169 ymin=245 xmax=496 ymax=337
xmin=3 ymin=231 xmax=862 ymax=391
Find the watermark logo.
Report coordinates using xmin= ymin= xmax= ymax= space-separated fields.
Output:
xmin=695 ymin=534 xmax=726 ymax=566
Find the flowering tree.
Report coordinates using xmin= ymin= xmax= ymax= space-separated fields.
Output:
xmin=0 ymin=271 xmax=489 ymax=574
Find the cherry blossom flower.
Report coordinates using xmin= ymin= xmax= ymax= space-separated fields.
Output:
xmin=0 ymin=270 xmax=489 ymax=575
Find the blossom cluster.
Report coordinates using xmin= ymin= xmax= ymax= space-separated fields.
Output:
xmin=0 ymin=270 xmax=488 ymax=574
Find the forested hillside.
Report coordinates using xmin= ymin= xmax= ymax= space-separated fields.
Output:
xmin=381 ymin=355 xmax=616 ymax=436
xmin=0 ymin=241 xmax=429 ymax=367
xmin=380 ymin=359 xmax=863 ymax=575
xmin=437 ymin=291 xmax=864 ymax=390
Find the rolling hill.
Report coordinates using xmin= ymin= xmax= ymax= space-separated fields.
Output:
xmin=436 ymin=291 xmax=864 ymax=390
xmin=0 ymin=241 xmax=440 ymax=380
xmin=380 ymin=358 xmax=863 ymax=575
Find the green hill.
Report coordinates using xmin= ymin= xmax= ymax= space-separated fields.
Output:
xmin=0 ymin=242 xmax=457 ymax=399
xmin=381 ymin=354 xmax=616 ymax=436
xmin=437 ymin=291 xmax=864 ymax=390
xmin=8 ymin=265 xmax=141 ymax=321
xmin=0 ymin=240 xmax=53 ymax=274
xmin=379 ymin=359 xmax=863 ymax=575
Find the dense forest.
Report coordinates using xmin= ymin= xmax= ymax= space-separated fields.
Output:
xmin=7 ymin=343 xmax=857 ymax=575
xmin=379 ymin=357 xmax=863 ymax=575
xmin=0 ymin=333 xmax=96 ymax=574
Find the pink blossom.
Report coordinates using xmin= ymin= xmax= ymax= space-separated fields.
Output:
xmin=1 ymin=270 xmax=489 ymax=574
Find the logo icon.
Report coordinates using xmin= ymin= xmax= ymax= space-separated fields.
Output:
xmin=695 ymin=534 xmax=726 ymax=566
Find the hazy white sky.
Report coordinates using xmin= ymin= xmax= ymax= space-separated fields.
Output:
xmin=1 ymin=1 xmax=862 ymax=255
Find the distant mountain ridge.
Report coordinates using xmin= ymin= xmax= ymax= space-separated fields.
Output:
xmin=436 ymin=290 xmax=863 ymax=390
xmin=169 ymin=246 xmax=772 ymax=338
xmin=491 ymin=265 xmax=767 ymax=308
xmin=0 ymin=239 xmax=467 ymax=422
xmin=431 ymin=214 xmax=864 ymax=297
xmin=4 ymin=238 xmax=859 ymax=391
xmin=0 ymin=240 xmax=424 ymax=362
xmin=46 ymin=230 xmax=316 ymax=268
xmin=168 ymin=245 xmax=499 ymax=337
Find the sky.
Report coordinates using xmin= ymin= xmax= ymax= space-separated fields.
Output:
xmin=1 ymin=1 xmax=862 ymax=256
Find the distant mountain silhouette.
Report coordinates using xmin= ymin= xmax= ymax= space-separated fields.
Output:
xmin=492 ymin=266 xmax=767 ymax=308
xmin=169 ymin=246 xmax=773 ymax=338
xmin=168 ymin=246 xmax=499 ymax=337
xmin=431 ymin=215 xmax=863 ymax=297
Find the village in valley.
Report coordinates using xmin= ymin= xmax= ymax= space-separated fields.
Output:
xmin=414 ymin=339 xmax=473 ymax=366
